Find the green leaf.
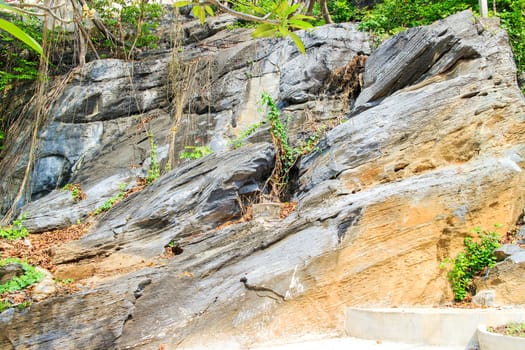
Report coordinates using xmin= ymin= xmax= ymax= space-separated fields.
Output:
xmin=204 ymin=5 xmax=214 ymax=16
xmin=252 ymin=23 xmax=278 ymax=38
xmin=288 ymin=31 xmax=305 ymax=54
xmin=290 ymin=13 xmax=316 ymax=21
xmin=0 ymin=2 xmax=25 ymax=16
xmin=0 ymin=16 xmax=42 ymax=56
xmin=288 ymin=19 xmax=314 ymax=30
xmin=192 ymin=5 xmax=205 ymax=24
xmin=278 ymin=24 xmax=288 ymax=37
xmin=285 ymin=3 xmax=301 ymax=17
xmin=173 ymin=1 xmax=193 ymax=7
xmin=275 ymin=0 xmax=288 ymax=18
xmin=248 ymin=3 xmax=268 ymax=15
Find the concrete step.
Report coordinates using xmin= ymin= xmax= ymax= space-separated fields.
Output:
xmin=252 ymin=336 xmax=465 ymax=350
xmin=345 ymin=307 xmax=525 ymax=349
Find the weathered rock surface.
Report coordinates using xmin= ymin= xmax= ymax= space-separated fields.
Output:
xmin=494 ymin=244 xmax=525 ymax=261
xmin=475 ymin=257 xmax=525 ymax=305
xmin=0 ymin=9 xmax=525 ymax=350
xmin=2 ymin=20 xmax=370 ymax=230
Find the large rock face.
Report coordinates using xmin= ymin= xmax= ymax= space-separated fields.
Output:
xmin=0 ymin=10 xmax=525 ymax=350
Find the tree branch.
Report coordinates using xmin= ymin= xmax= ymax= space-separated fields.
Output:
xmin=202 ymin=0 xmax=281 ymax=25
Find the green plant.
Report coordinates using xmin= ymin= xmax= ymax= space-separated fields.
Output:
xmin=260 ymin=93 xmax=300 ymax=198
xmin=146 ymin=132 xmax=160 ymax=184
xmin=54 ymin=278 xmax=74 ymax=284
xmin=499 ymin=0 xmax=525 ymax=75
xmin=93 ymin=183 xmax=127 ymax=215
xmin=0 ymin=258 xmax=44 ymax=294
xmin=0 ymin=1 xmax=42 ymax=55
xmin=0 ymin=10 xmax=41 ymax=92
xmin=175 ymin=0 xmax=314 ymax=53
xmin=0 ymin=215 xmax=28 ymax=240
xmin=90 ymin=0 xmax=163 ymax=55
xmin=179 ymin=145 xmax=213 ymax=160
xmin=441 ymin=226 xmax=501 ymax=301
xmin=230 ymin=121 xmax=265 ymax=149
xmin=17 ymin=301 xmax=31 ymax=310
xmin=0 ymin=299 xmax=11 ymax=313
xmin=297 ymin=125 xmax=325 ymax=155
xmin=63 ymin=183 xmax=86 ymax=202
xmin=327 ymin=0 xmax=360 ymax=23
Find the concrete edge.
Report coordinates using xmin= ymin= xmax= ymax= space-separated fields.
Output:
xmin=477 ymin=324 xmax=525 ymax=350
xmin=345 ymin=307 xmax=525 ymax=348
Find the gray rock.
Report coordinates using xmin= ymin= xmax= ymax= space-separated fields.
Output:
xmin=52 ymin=142 xmax=275 ymax=262
xmin=506 ymin=251 xmax=525 ymax=264
xmin=472 ymin=289 xmax=496 ymax=307
xmin=0 ymin=263 xmax=24 ymax=284
xmin=353 ymin=11 xmax=482 ymax=112
xmin=494 ymin=244 xmax=524 ymax=261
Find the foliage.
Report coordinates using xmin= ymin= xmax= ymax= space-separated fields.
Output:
xmin=175 ymin=0 xmax=314 ymax=53
xmin=0 ymin=1 xmax=42 ymax=55
xmin=63 ymin=183 xmax=86 ymax=202
xmin=441 ymin=226 xmax=501 ymax=301
xmin=0 ymin=299 xmax=10 ymax=313
xmin=259 ymin=93 xmax=325 ymax=198
xmin=90 ymin=0 xmax=164 ymax=54
xmin=359 ymin=0 xmax=475 ymax=37
xmin=230 ymin=121 xmax=265 ymax=149
xmin=0 ymin=11 xmax=41 ymax=92
xmin=146 ymin=132 xmax=160 ymax=184
xmin=498 ymin=0 xmax=525 ymax=74
xmin=0 ymin=215 xmax=28 ymax=240
xmin=179 ymin=145 xmax=212 ymax=160
xmin=297 ymin=125 xmax=325 ymax=155
xmin=231 ymin=0 xmax=279 ymax=19
xmin=327 ymin=0 xmax=361 ymax=23
xmin=250 ymin=0 xmax=315 ymax=54
xmin=0 ymin=258 xmax=44 ymax=294
xmin=92 ymin=183 xmax=126 ymax=215
xmin=260 ymin=93 xmax=298 ymax=179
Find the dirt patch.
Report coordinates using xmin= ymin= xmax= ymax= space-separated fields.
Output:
xmin=0 ymin=223 xmax=90 ymax=271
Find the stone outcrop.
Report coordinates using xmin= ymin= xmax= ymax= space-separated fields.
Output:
xmin=0 ymin=10 xmax=525 ymax=350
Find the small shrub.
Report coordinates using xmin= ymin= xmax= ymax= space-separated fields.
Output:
xmin=0 ymin=258 xmax=44 ymax=294
xmin=0 ymin=300 xmax=11 ymax=313
xmin=259 ymin=93 xmax=325 ymax=199
xmin=328 ymin=0 xmax=361 ymax=23
xmin=179 ymin=145 xmax=212 ymax=160
xmin=90 ymin=0 xmax=164 ymax=55
xmin=441 ymin=226 xmax=500 ymax=301
xmin=499 ymin=0 xmax=525 ymax=75
xmin=0 ymin=215 xmax=29 ymax=240
xmin=0 ymin=258 xmax=43 ymax=312
xmin=63 ymin=183 xmax=86 ymax=202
